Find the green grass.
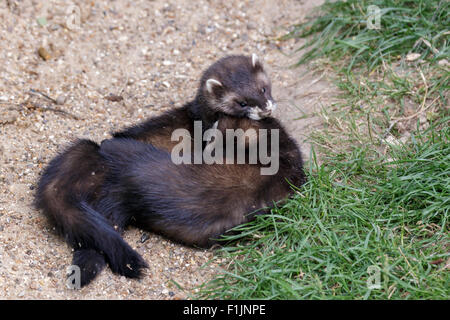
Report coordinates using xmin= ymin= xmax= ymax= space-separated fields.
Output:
xmin=197 ymin=119 xmax=449 ymax=300
xmin=196 ymin=0 xmax=449 ymax=299
xmin=283 ymin=0 xmax=449 ymax=70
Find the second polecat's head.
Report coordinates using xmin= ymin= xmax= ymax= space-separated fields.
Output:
xmin=197 ymin=54 xmax=276 ymax=121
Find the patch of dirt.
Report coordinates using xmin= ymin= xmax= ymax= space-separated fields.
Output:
xmin=0 ymin=0 xmax=335 ymax=299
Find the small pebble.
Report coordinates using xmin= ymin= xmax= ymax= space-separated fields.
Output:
xmin=38 ymin=47 xmax=51 ymax=61
xmin=55 ymin=95 xmax=66 ymax=105
xmin=105 ymin=94 xmax=124 ymax=102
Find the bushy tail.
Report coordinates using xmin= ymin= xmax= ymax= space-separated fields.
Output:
xmin=35 ymin=139 xmax=147 ymax=287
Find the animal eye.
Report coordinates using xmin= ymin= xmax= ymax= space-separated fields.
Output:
xmin=239 ymin=101 xmax=248 ymax=107
xmin=261 ymin=87 xmax=266 ymax=93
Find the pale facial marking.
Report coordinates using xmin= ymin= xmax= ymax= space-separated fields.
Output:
xmin=266 ymin=100 xmax=277 ymax=113
xmin=215 ymin=92 xmax=239 ymax=113
xmin=248 ymin=106 xmax=264 ymax=120
xmin=248 ymin=100 xmax=276 ymax=120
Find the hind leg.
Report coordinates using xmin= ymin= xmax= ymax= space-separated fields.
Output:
xmin=63 ymin=199 xmax=147 ymax=288
xmin=68 ymin=236 xmax=147 ymax=288
xmin=69 ymin=235 xmax=147 ymax=288
xmin=76 ymin=200 xmax=148 ymax=282
xmin=70 ymin=248 xmax=107 ymax=288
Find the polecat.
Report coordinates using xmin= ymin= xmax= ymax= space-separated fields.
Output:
xmin=35 ymin=55 xmax=306 ymax=287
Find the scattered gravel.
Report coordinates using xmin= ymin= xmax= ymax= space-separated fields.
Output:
xmin=0 ymin=0 xmax=334 ymax=299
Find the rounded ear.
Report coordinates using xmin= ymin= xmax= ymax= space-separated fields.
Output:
xmin=206 ymin=78 xmax=222 ymax=94
xmin=252 ymin=53 xmax=259 ymax=68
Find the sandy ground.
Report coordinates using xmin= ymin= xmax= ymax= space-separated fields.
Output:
xmin=0 ymin=0 xmax=335 ymax=299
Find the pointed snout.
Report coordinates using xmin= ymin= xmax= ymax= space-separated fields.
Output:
xmin=261 ymin=100 xmax=277 ymax=117
xmin=248 ymin=100 xmax=277 ymax=120
xmin=266 ymin=100 xmax=277 ymax=113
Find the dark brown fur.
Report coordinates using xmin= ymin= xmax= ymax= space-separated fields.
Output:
xmin=99 ymin=116 xmax=305 ymax=247
xmin=34 ymin=55 xmax=306 ymax=287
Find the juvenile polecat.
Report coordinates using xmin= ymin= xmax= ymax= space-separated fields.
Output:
xmin=35 ymin=55 xmax=306 ymax=287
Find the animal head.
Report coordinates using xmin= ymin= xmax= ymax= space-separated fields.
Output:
xmin=198 ymin=54 xmax=277 ymax=120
